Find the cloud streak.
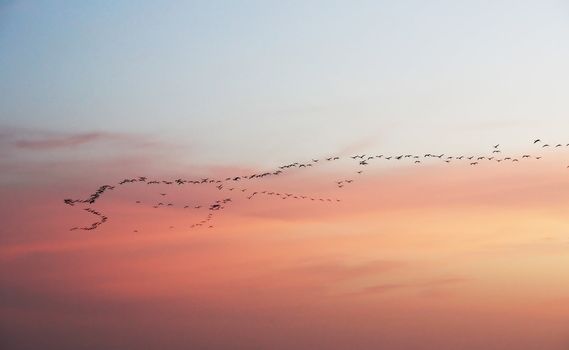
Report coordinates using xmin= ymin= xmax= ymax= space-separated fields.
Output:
xmin=6 ymin=130 xmax=162 ymax=151
xmin=13 ymin=132 xmax=120 ymax=150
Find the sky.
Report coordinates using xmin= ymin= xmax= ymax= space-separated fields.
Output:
xmin=1 ymin=1 xmax=569 ymax=349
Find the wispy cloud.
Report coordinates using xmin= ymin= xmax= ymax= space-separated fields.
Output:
xmin=2 ymin=129 xmax=160 ymax=151
xmin=12 ymin=132 xmax=119 ymax=149
xmin=287 ymin=259 xmax=406 ymax=282
xmin=0 ymin=127 xmax=187 ymax=184
xmin=354 ymin=277 xmax=469 ymax=296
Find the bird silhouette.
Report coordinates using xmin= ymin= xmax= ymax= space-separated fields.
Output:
xmin=64 ymin=138 xmax=568 ymax=232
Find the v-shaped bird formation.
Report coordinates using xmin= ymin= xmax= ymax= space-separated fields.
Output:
xmin=64 ymin=139 xmax=568 ymax=232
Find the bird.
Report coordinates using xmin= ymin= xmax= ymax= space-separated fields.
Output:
xmin=64 ymin=137 xmax=569 ymax=233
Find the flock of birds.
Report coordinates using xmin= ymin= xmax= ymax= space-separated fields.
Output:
xmin=64 ymin=139 xmax=568 ymax=232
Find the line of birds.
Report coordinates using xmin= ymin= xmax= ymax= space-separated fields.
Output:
xmin=65 ymin=139 xmax=569 ymax=206
xmin=69 ymin=208 xmax=108 ymax=231
xmin=121 ymin=184 xmax=342 ymax=232
xmin=215 ymin=184 xmax=341 ymax=202
xmin=64 ymin=139 xmax=568 ymax=232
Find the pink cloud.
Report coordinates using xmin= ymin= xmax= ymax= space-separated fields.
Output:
xmin=356 ymin=277 xmax=470 ymax=296
xmin=9 ymin=131 xmax=161 ymax=150
xmin=13 ymin=132 xmax=117 ymax=149
xmin=0 ymin=126 xmax=174 ymax=156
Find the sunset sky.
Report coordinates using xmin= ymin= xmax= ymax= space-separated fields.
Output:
xmin=2 ymin=1 xmax=569 ymax=349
